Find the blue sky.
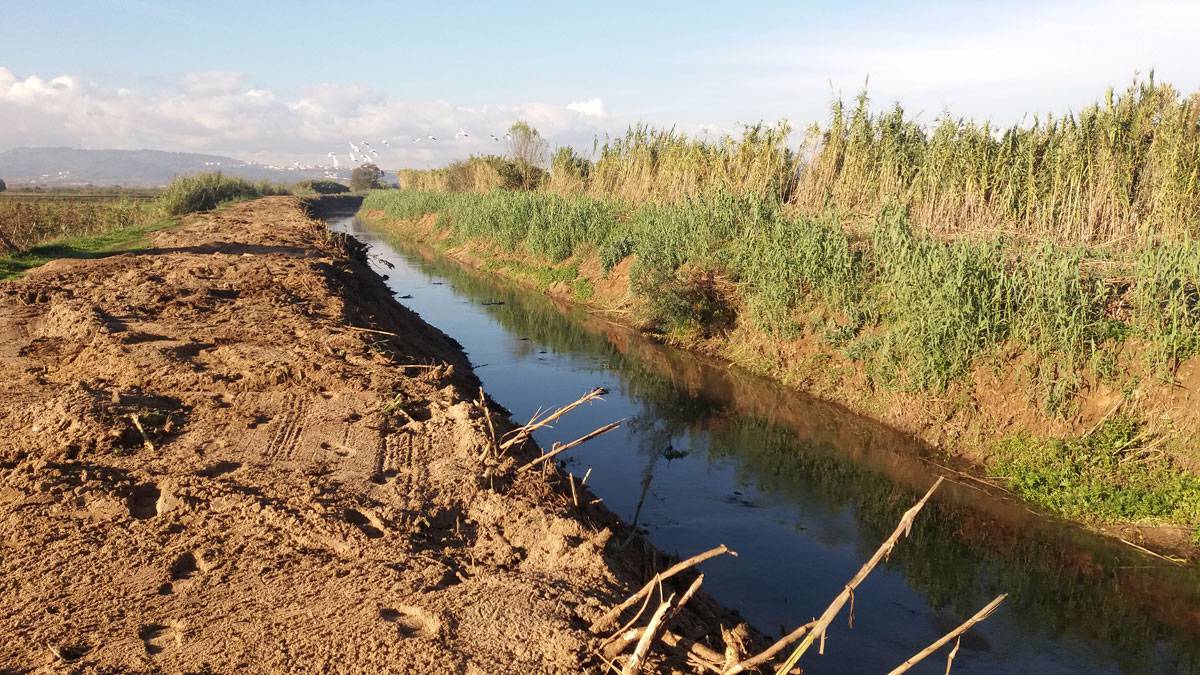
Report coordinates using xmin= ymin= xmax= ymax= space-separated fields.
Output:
xmin=3 ymin=0 xmax=1199 ymax=167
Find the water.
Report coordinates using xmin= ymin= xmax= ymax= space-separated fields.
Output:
xmin=330 ymin=213 xmax=1200 ymax=674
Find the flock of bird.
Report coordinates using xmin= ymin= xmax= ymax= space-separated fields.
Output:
xmin=327 ymin=128 xmax=513 ymax=168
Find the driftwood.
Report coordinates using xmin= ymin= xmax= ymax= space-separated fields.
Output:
xmin=887 ymin=594 xmax=1006 ymax=675
xmin=773 ymin=477 xmax=945 ymax=674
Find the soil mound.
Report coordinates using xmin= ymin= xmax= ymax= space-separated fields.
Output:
xmin=0 ymin=198 xmax=732 ymax=672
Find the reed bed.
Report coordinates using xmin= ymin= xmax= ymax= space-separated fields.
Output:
xmin=793 ymin=76 xmax=1200 ymax=244
xmin=363 ymin=186 xmax=1200 ymax=415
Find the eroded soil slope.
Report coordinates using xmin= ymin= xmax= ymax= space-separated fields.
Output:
xmin=0 ymin=198 xmax=702 ymax=672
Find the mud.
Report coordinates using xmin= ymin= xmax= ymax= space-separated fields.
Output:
xmin=0 ymin=198 xmax=738 ymax=673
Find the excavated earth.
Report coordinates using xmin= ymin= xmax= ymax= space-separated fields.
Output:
xmin=0 ymin=198 xmax=739 ymax=673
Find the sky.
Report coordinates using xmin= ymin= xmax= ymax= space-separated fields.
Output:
xmin=2 ymin=0 xmax=1199 ymax=168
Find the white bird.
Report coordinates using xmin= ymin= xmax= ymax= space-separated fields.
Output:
xmin=411 ymin=137 xmax=421 ymax=143
xmin=380 ymin=139 xmax=390 ymax=147
xmin=503 ymin=132 xmax=512 ymax=140
xmin=327 ymin=151 xmax=340 ymax=168
xmin=456 ymin=127 xmax=469 ymax=138
xmin=489 ymin=133 xmax=500 ymax=142
xmin=427 ymin=135 xmax=438 ymax=141
xmin=349 ymin=142 xmax=360 ymax=154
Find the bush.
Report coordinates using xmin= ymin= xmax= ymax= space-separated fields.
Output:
xmin=157 ymin=173 xmax=289 ymax=216
xmin=294 ymin=179 xmax=349 ymax=195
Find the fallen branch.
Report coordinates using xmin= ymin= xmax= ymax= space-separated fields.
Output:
xmin=886 ymin=594 xmax=1006 ymax=675
xmin=592 ymin=545 xmax=735 ymax=632
xmin=722 ymin=620 xmax=817 ymax=674
xmin=622 ymin=574 xmax=705 ymax=675
xmin=773 ymin=477 xmax=945 ymax=674
xmin=129 ymin=414 xmax=155 ymax=452
xmin=501 ymin=387 xmax=607 ymax=451
xmin=518 ymin=420 xmax=622 ymax=473
xmin=622 ymin=593 xmax=675 ymax=675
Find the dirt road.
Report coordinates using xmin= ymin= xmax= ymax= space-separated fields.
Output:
xmin=0 ymin=198 xmax=737 ymax=673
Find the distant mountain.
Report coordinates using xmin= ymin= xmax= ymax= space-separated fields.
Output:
xmin=0 ymin=147 xmax=355 ymax=187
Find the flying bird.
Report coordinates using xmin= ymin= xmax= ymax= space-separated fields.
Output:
xmin=380 ymin=139 xmax=390 ymax=147
xmin=427 ymin=134 xmax=438 ymax=141
xmin=456 ymin=127 xmax=469 ymax=138
xmin=489 ymin=133 xmax=500 ymax=141
xmin=348 ymin=142 xmax=360 ymax=154
xmin=411 ymin=137 xmax=421 ymax=143
xmin=327 ymin=151 xmax=340 ymax=168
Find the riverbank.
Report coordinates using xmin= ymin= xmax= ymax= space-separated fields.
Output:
xmin=0 ymin=197 xmax=751 ymax=672
xmin=357 ymin=196 xmax=1200 ymax=555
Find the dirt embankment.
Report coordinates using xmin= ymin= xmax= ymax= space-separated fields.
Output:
xmin=0 ymin=198 xmax=741 ymax=673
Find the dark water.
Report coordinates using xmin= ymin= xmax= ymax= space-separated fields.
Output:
xmin=330 ymin=213 xmax=1200 ymax=674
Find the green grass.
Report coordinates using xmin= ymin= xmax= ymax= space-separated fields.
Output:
xmin=363 ymin=187 xmax=1200 ymax=414
xmin=991 ymin=416 xmax=1200 ymax=541
xmin=0 ymin=218 xmax=178 ymax=280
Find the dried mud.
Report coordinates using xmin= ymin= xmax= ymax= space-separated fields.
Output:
xmin=0 ymin=198 xmax=738 ymax=673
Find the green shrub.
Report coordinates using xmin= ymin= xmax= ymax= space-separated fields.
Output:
xmin=294 ymin=179 xmax=349 ymax=195
xmin=158 ymin=173 xmax=289 ymax=216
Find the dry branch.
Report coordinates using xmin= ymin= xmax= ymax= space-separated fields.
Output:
xmin=620 ymin=575 xmax=705 ymax=675
xmin=773 ymin=477 xmax=945 ymax=674
xmin=722 ymin=620 xmax=817 ymax=674
xmin=886 ymin=594 xmax=1006 ymax=675
xmin=622 ymin=593 xmax=674 ymax=675
xmin=592 ymin=545 xmax=735 ymax=632
xmin=517 ymin=420 xmax=622 ymax=473
xmin=501 ymin=387 xmax=607 ymax=451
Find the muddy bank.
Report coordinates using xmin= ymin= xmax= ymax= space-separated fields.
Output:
xmin=0 ymin=198 xmax=745 ymax=672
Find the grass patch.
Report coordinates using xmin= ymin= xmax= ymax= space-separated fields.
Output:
xmin=0 ymin=218 xmax=178 ymax=280
xmin=991 ymin=416 xmax=1200 ymax=540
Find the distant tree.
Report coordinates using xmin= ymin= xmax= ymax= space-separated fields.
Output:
xmin=0 ymin=178 xmax=6 ymax=192
xmin=350 ymin=163 xmax=384 ymax=191
xmin=507 ymin=121 xmax=549 ymax=189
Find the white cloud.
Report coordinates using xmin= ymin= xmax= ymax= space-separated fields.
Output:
xmin=0 ymin=67 xmax=616 ymax=167
xmin=566 ymin=98 xmax=607 ymax=118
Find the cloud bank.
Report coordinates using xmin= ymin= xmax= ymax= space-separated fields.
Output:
xmin=0 ymin=67 xmax=615 ymax=167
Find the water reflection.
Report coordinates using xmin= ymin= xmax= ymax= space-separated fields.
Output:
xmin=337 ymin=215 xmax=1200 ymax=674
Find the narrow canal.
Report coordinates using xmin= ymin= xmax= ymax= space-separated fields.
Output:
xmin=331 ymin=212 xmax=1200 ymax=674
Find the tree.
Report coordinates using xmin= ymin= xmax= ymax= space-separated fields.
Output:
xmin=350 ymin=163 xmax=384 ymax=191
xmin=0 ymin=178 xmax=6 ymax=192
xmin=507 ymin=121 xmax=549 ymax=189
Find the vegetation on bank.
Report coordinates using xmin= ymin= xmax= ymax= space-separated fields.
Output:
xmin=362 ymin=189 xmax=1200 ymax=409
xmin=361 ymin=78 xmax=1200 ymax=536
xmin=158 ymin=173 xmax=292 ymax=215
xmin=1 ymin=172 xmax=357 ymax=256
xmin=0 ymin=217 xmax=178 ymax=280
xmin=1 ymin=172 xmax=337 ymax=275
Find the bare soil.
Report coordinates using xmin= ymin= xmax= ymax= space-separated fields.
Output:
xmin=0 ymin=198 xmax=738 ymax=673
